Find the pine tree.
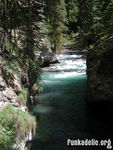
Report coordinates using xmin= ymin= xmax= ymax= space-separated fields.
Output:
xmin=66 ymin=0 xmax=78 ymax=32
xmin=78 ymin=0 xmax=94 ymax=48
xmin=44 ymin=0 xmax=67 ymax=52
xmin=77 ymin=0 xmax=113 ymax=48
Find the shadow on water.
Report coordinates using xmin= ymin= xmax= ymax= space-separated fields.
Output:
xmin=30 ymin=53 xmax=113 ymax=150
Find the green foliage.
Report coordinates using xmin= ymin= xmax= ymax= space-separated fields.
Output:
xmin=5 ymin=61 xmax=21 ymax=75
xmin=31 ymin=60 xmax=42 ymax=72
xmin=35 ymin=83 xmax=43 ymax=93
xmin=66 ymin=0 xmax=78 ymax=23
xmin=75 ymin=0 xmax=113 ymax=51
xmin=64 ymin=31 xmax=76 ymax=46
xmin=44 ymin=0 xmax=67 ymax=52
xmin=18 ymin=88 xmax=28 ymax=105
xmin=0 ymin=1 xmax=42 ymax=148
xmin=0 ymin=0 xmax=43 ymax=65
xmin=38 ymin=85 xmax=43 ymax=93
xmin=0 ymin=105 xmax=36 ymax=150
xmin=0 ymin=123 xmax=15 ymax=150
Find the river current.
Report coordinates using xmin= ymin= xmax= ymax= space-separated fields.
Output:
xmin=31 ymin=53 xmax=113 ymax=150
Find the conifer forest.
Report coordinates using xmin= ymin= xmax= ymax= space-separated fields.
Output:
xmin=0 ymin=0 xmax=113 ymax=150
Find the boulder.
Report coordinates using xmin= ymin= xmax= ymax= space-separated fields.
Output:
xmin=40 ymin=50 xmax=59 ymax=67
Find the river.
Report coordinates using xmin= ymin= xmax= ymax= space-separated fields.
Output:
xmin=31 ymin=52 xmax=113 ymax=150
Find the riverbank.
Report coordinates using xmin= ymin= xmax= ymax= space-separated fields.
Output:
xmin=0 ymin=50 xmax=38 ymax=149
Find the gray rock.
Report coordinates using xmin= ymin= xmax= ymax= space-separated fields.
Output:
xmin=40 ymin=51 xmax=59 ymax=67
xmin=0 ymin=64 xmax=20 ymax=110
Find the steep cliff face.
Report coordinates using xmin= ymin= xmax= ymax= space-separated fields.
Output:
xmin=0 ymin=56 xmax=22 ymax=110
xmin=0 ymin=54 xmax=37 ymax=150
xmin=86 ymin=38 xmax=113 ymax=102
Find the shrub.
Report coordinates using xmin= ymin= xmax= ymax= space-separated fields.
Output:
xmin=18 ymin=88 xmax=28 ymax=105
xmin=0 ymin=105 xmax=36 ymax=150
xmin=4 ymin=61 xmax=21 ymax=78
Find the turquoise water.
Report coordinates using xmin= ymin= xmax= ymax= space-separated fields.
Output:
xmin=31 ymin=53 xmax=113 ymax=150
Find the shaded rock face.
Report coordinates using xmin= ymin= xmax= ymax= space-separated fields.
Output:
xmin=0 ymin=52 xmax=39 ymax=110
xmin=86 ymin=49 xmax=113 ymax=102
xmin=0 ymin=55 xmax=35 ymax=150
xmin=0 ymin=59 xmax=21 ymax=110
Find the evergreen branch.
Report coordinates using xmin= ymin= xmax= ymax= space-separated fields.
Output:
xmin=87 ymin=35 xmax=113 ymax=54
